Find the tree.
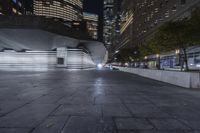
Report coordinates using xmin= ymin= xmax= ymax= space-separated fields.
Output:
xmin=188 ymin=9 xmax=200 ymax=45
xmin=142 ymin=29 xmax=174 ymax=69
xmin=147 ymin=18 xmax=200 ymax=71
xmin=139 ymin=44 xmax=153 ymax=58
xmin=115 ymin=47 xmax=142 ymax=64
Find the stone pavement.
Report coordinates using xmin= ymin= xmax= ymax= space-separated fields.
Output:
xmin=0 ymin=69 xmax=200 ymax=133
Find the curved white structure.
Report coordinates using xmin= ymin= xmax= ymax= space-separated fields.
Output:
xmin=0 ymin=29 xmax=107 ymax=63
xmin=0 ymin=16 xmax=108 ymax=70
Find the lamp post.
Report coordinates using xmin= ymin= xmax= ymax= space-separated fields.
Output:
xmin=144 ymin=56 xmax=148 ymax=68
xmin=156 ymin=54 xmax=160 ymax=70
xmin=115 ymin=50 xmax=119 ymax=54
xmin=175 ymin=49 xmax=182 ymax=70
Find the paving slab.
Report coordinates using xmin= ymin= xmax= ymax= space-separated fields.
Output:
xmin=115 ymin=118 xmax=154 ymax=130
xmin=118 ymin=131 xmax=187 ymax=133
xmin=126 ymin=103 xmax=172 ymax=118
xmin=0 ymin=128 xmax=31 ymax=133
xmin=149 ymin=118 xmax=191 ymax=130
xmin=62 ymin=116 xmax=117 ymax=133
xmin=180 ymin=120 xmax=200 ymax=130
xmin=120 ymin=96 xmax=150 ymax=104
xmin=102 ymin=104 xmax=132 ymax=117
xmin=0 ymin=101 xmax=27 ymax=115
xmin=32 ymin=95 xmax=63 ymax=104
xmin=58 ymin=95 xmax=94 ymax=105
xmin=0 ymin=103 xmax=58 ymax=128
xmin=31 ymin=116 xmax=69 ymax=133
xmin=95 ymin=95 xmax=122 ymax=104
xmin=53 ymin=104 xmax=102 ymax=117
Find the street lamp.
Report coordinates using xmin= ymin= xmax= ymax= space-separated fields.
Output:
xmin=175 ymin=49 xmax=181 ymax=70
xmin=97 ymin=63 xmax=103 ymax=69
xmin=175 ymin=49 xmax=180 ymax=55
xmin=144 ymin=56 xmax=148 ymax=68
xmin=156 ymin=54 xmax=160 ymax=70
xmin=115 ymin=50 xmax=119 ymax=54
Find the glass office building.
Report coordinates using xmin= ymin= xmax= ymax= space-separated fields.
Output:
xmin=33 ymin=0 xmax=83 ymax=22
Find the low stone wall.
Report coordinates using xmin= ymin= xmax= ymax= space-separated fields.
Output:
xmin=116 ymin=67 xmax=200 ymax=89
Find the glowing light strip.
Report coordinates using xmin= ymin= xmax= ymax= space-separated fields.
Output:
xmin=120 ymin=13 xmax=133 ymax=34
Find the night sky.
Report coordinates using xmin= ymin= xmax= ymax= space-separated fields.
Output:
xmin=83 ymin=0 xmax=103 ymax=41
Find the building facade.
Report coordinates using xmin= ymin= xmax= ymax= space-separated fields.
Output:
xmin=110 ymin=0 xmax=122 ymax=53
xmin=103 ymin=0 xmax=114 ymax=48
xmin=83 ymin=12 xmax=98 ymax=40
xmin=118 ymin=0 xmax=134 ymax=50
xmin=115 ymin=0 xmax=200 ymax=53
xmin=0 ymin=0 xmax=27 ymax=15
xmin=33 ymin=0 xmax=83 ymax=22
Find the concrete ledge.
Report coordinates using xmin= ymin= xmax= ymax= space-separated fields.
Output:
xmin=116 ymin=67 xmax=200 ymax=89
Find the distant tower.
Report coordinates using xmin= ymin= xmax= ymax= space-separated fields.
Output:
xmin=103 ymin=0 xmax=114 ymax=48
xmin=83 ymin=12 xmax=98 ymax=40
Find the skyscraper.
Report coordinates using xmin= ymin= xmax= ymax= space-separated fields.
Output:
xmin=83 ymin=12 xmax=98 ymax=40
xmin=103 ymin=0 xmax=114 ymax=48
xmin=110 ymin=0 xmax=121 ymax=54
xmin=33 ymin=0 xmax=83 ymax=22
